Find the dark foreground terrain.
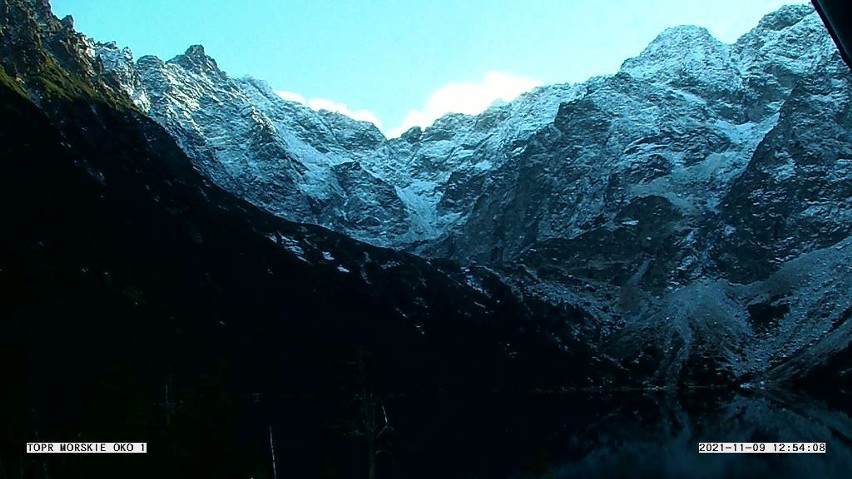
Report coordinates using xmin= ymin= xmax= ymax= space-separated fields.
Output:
xmin=2 ymin=1 xmax=852 ymax=477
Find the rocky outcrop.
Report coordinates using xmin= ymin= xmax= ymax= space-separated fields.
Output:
xmin=94 ymin=37 xmax=590 ymax=247
xmin=487 ymin=6 xmax=852 ymax=387
xmin=439 ymin=6 xmax=841 ymax=270
xmin=93 ymin=42 xmax=418 ymax=246
xmin=717 ymin=55 xmax=852 ymax=283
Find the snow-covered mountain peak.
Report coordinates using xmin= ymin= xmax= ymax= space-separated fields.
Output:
xmin=136 ymin=54 xmax=165 ymax=70
xmin=754 ymin=3 xmax=815 ymax=32
xmin=96 ymin=41 xmax=132 ymax=67
xmin=626 ymin=24 xmax=723 ymax=64
xmin=652 ymin=24 xmax=716 ymax=45
xmin=620 ymin=24 xmax=737 ymax=94
xmin=735 ymin=8 xmax=832 ymax=64
xmin=169 ymin=44 xmax=220 ymax=73
xmin=96 ymin=41 xmax=151 ymax=111
xmin=397 ymin=126 xmax=423 ymax=143
xmin=184 ymin=44 xmax=207 ymax=58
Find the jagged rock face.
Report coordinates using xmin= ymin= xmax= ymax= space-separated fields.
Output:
xmin=457 ymin=6 xmax=852 ymax=386
xmin=97 ymin=40 xmax=586 ymax=246
xmin=130 ymin=50 xmax=317 ymax=222
xmin=96 ymin=42 xmax=150 ymax=110
xmin=94 ymin=6 xmax=844 ymax=275
xmin=439 ymin=6 xmax=842 ymax=275
xmin=717 ymin=57 xmax=852 ymax=283
xmin=95 ymin=43 xmax=415 ymax=246
xmin=0 ymin=0 xmax=104 ymax=95
xmin=379 ymin=84 xmax=586 ymax=245
xmin=621 ymin=24 xmax=742 ymax=115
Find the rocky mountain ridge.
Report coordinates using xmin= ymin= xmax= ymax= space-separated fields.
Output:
xmin=89 ymin=3 xmax=852 ymax=388
xmin=94 ymin=38 xmax=585 ymax=247
xmin=95 ymin=6 xmax=846 ymax=268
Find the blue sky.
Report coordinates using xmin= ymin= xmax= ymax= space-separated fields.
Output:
xmin=52 ymin=0 xmax=805 ymax=136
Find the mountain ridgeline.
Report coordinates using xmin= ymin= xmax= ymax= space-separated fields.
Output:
xmin=91 ymin=3 xmax=852 ymax=388
xmin=2 ymin=0 xmax=852 ymax=476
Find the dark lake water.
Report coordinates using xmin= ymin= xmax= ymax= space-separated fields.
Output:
xmin=264 ymin=389 xmax=852 ymax=479
xmin=22 ymin=388 xmax=852 ymax=478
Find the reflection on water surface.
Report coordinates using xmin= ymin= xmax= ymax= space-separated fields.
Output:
xmin=266 ymin=389 xmax=852 ymax=478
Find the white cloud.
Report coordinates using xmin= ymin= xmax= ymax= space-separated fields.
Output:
xmin=306 ymin=98 xmax=384 ymax=131
xmin=273 ymin=71 xmax=540 ymax=139
xmin=387 ymin=71 xmax=542 ymax=138
xmin=275 ymin=90 xmax=384 ymax=131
